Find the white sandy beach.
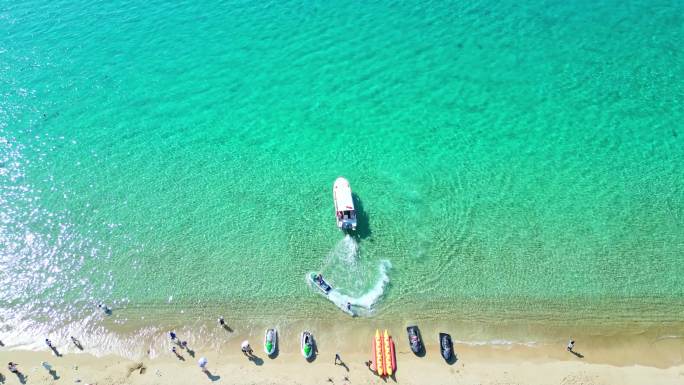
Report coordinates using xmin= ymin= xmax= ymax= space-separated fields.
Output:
xmin=2 ymin=334 xmax=682 ymax=385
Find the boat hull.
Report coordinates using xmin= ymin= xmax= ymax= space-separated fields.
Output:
xmin=371 ymin=329 xmax=396 ymax=377
xmin=439 ymin=332 xmax=454 ymax=362
xmin=374 ymin=329 xmax=384 ymax=376
xmin=406 ymin=325 xmax=424 ymax=355
xmin=264 ymin=328 xmax=277 ymax=356
xmin=333 ymin=177 xmax=357 ymax=231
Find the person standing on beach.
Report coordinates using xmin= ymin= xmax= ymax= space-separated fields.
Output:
xmin=241 ymin=341 xmax=255 ymax=358
xmin=198 ymin=357 xmax=208 ymax=372
xmin=169 ymin=331 xmax=177 ymax=343
xmin=218 ymin=317 xmax=225 ymax=327
xmin=7 ymin=362 xmax=21 ymax=375
xmin=567 ymin=339 xmax=575 ymax=352
xmin=334 ymin=353 xmax=342 ymax=365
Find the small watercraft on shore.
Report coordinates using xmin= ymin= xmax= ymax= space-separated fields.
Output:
xmin=301 ymin=331 xmax=314 ymax=360
xmin=406 ymin=325 xmax=423 ymax=355
xmin=370 ymin=329 xmax=396 ymax=376
xmin=333 ymin=177 xmax=357 ymax=231
xmin=264 ymin=328 xmax=277 ymax=356
xmin=439 ymin=332 xmax=454 ymax=362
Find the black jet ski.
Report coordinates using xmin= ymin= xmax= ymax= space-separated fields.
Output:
xmin=406 ymin=325 xmax=423 ymax=355
xmin=439 ymin=332 xmax=454 ymax=362
xmin=309 ymin=273 xmax=332 ymax=295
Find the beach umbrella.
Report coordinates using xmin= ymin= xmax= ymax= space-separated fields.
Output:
xmin=198 ymin=357 xmax=208 ymax=368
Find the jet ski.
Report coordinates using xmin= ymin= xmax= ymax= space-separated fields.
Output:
xmin=301 ymin=331 xmax=314 ymax=359
xmin=308 ymin=273 xmax=355 ymax=316
xmin=406 ymin=325 xmax=423 ymax=355
xmin=309 ymin=273 xmax=332 ymax=295
xmin=264 ymin=328 xmax=277 ymax=356
xmin=439 ymin=332 xmax=454 ymax=362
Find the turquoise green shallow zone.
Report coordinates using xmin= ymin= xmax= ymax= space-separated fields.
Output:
xmin=1 ymin=0 xmax=683 ymax=344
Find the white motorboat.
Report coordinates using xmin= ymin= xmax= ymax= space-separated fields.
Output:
xmin=333 ymin=177 xmax=357 ymax=231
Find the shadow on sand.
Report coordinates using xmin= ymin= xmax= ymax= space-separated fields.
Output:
xmin=47 ymin=369 xmax=59 ymax=380
xmin=445 ymin=354 xmax=458 ymax=365
xmin=248 ymin=355 xmax=264 ymax=366
xmin=203 ymin=370 xmax=220 ymax=382
xmin=15 ymin=372 xmax=27 ymax=384
xmin=570 ymin=350 xmax=584 ymax=358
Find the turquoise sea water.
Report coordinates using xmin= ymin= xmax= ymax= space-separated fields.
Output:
xmin=1 ymin=0 xmax=683 ymax=350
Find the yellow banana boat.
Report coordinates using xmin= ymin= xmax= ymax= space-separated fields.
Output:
xmin=374 ymin=329 xmax=384 ymax=376
xmin=383 ymin=329 xmax=393 ymax=376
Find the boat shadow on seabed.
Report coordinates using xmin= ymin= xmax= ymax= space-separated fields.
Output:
xmin=351 ymin=193 xmax=372 ymax=241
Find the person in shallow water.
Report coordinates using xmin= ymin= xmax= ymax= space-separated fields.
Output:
xmin=97 ymin=303 xmax=111 ymax=314
xmin=171 ymin=346 xmax=182 ymax=359
xmin=346 ymin=302 xmax=352 ymax=311
xmin=70 ymin=336 xmax=83 ymax=349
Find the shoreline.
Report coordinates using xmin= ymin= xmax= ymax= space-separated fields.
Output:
xmin=3 ymin=315 xmax=683 ymax=367
xmin=1 ymin=340 xmax=682 ymax=385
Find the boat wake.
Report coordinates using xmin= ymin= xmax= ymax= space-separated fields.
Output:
xmin=323 ymin=235 xmax=359 ymax=267
xmin=308 ymin=235 xmax=391 ymax=316
xmin=327 ymin=259 xmax=391 ymax=314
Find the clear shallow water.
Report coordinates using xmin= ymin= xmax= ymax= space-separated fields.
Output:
xmin=1 ymin=0 xmax=683 ymax=351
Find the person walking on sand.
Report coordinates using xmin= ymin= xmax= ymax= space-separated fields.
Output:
xmin=241 ymin=340 xmax=254 ymax=358
xmin=198 ymin=357 xmax=208 ymax=372
xmin=218 ymin=317 xmax=225 ymax=327
xmin=334 ymin=353 xmax=342 ymax=365
xmin=567 ymin=339 xmax=575 ymax=352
